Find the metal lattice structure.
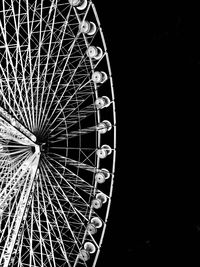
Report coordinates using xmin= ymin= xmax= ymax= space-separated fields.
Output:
xmin=0 ymin=0 xmax=116 ymax=266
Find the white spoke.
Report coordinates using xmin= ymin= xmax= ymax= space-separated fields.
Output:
xmin=37 ymin=0 xmax=58 ymax=129
xmin=40 ymin=162 xmax=83 ymax=248
xmin=40 ymin=79 xmax=91 ymax=137
xmin=10 ymin=0 xmax=34 ymax=130
xmin=42 ymin=156 xmax=92 ymax=221
xmin=25 ymin=0 xmax=35 ymax=130
xmin=47 ymin=94 xmax=94 ymax=137
xmin=38 ymin=172 xmax=57 ymax=267
xmin=0 ymin=20 xmax=31 ymax=129
xmin=38 ymin=30 xmax=81 ymax=131
xmin=35 ymin=179 xmax=53 ymax=267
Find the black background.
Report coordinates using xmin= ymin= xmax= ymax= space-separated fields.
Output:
xmin=95 ymin=1 xmax=199 ymax=267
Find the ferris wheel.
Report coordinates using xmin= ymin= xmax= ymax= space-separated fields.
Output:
xmin=0 ymin=0 xmax=116 ymax=266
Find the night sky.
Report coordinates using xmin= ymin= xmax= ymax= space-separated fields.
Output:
xmin=96 ymin=1 xmax=199 ymax=266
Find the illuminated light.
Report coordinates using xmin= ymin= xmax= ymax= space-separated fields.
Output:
xmin=78 ymin=250 xmax=90 ymax=261
xmin=96 ymin=192 xmax=107 ymax=204
xmin=79 ymin=21 xmax=96 ymax=35
xmin=84 ymin=242 xmax=96 ymax=254
xmin=87 ymin=223 xmax=97 ymax=235
xmin=95 ymin=171 xmax=106 ymax=184
xmin=91 ymin=217 xmax=103 ymax=228
xmin=92 ymin=71 xmax=107 ymax=84
xmin=91 ymin=199 xmax=102 ymax=209
xmin=96 ymin=144 xmax=112 ymax=159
